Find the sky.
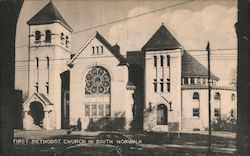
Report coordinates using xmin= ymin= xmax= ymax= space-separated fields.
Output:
xmin=15 ymin=0 xmax=237 ymax=94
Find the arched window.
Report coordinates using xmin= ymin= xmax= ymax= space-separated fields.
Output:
xmin=65 ymin=36 xmax=69 ymax=47
xmin=60 ymin=33 xmax=64 ymax=41
xmin=214 ymin=92 xmax=221 ymax=100
xmin=160 ymin=55 xmax=164 ymax=66
xmin=193 ymin=92 xmax=199 ymax=100
xmin=156 ymin=104 xmax=168 ymax=125
xmin=35 ymin=31 xmax=41 ymax=42
xmin=45 ymin=30 xmax=51 ymax=43
xmin=231 ymin=94 xmax=235 ymax=101
xmin=167 ymin=55 xmax=170 ymax=67
xmin=154 ymin=56 xmax=157 ymax=67
xmin=85 ymin=66 xmax=110 ymax=94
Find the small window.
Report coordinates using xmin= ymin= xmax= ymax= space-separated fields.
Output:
xmin=197 ymin=78 xmax=201 ymax=84
xmin=190 ymin=77 xmax=195 ymax=84
xmin=101 ymin=46 xmax=104 ymax=54
xmin=160 ymin=55 xmax=164 ymax=67
xmin=167 ymin=55 xmax=170 ymax=67
xmin=35 ymin=82 xmax=38 ymax=92
xmin=167 ymin=82 xmax=170 ymax=92
xmin=45 ymin=30 xmax=51 ymax=43
xmin=46 ymin=57 xmax=49 ymax=67
xmin=193 ymin=92 xmax=199 ymax=100
xmin=160 ymin=82 xmax=164 ymax=92
xmin=203 ymin=78 xmax=206 ymax=85
xmin=46 ymin=82 xmax=49 ymax=94
xmin=35 ymin=31 xmax=41 ymax=41
xmin=231 ymin=94 xmax=235 ymax=101
xmin=60 ymin=33 xmax=64 ymax=43
xmin=96 ymin=46 xmax=99 ymax=54
xmin=92 ymin=47 xmax=95 ymax=54
xmin=65 ymin=36 xmax=69 ymax=47
xmin=214 ymin=92 xmax=221 ymax=100
xmin=154 ymin=82 xmax=157 ymax=93
xmin=184 ymin=78 xmax=188 ymax=84
xmin=214 ymin=108 xmax=221 ymax=117
xmin=36 ymin=57 xmax=39 ymax=68
xmin=154 ymin=56 xmax=157 ymax=67
xmin=193 ymin=108 xmax=199 ymax=117
xmin=105 ymin=104 xmax=111 ymax=117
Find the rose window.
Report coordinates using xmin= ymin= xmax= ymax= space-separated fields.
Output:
xmin=85 ymin=66 xmax=110 ymax=94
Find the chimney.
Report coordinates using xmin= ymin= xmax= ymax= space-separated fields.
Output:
xmin=113 ymin=43 xmax=120 ymax=53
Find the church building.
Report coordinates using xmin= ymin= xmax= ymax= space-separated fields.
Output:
xmin=22 ymin=2 xmax=236 ymax=132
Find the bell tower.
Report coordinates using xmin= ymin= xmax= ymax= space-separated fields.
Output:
xmin=24 ymin=2 xmax=73 ymax=130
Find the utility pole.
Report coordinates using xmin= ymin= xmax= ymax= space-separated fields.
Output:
xmin=206 ymin=41 xmax=212 ymax=155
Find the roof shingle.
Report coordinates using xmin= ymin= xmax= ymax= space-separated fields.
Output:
xmin=27 ymin=2 xmax=73 ymax=32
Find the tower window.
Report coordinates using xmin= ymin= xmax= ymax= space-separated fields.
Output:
xmin=190 ymin=77 xmax=195 ymax=84
xmin=184 ymin=78 xmax=188 ymax=84
xmin=167 ymin=55 xmax=170 ymax=67
xmin=65 ymin=36 xmax=69 ymax=47
xmin=193 ymin=92 xmax=199 ymax=100
xmin=214 ymin=108 xmax=221 ymax=117
xmin=193 ymin=108 xmax=200 ymax=117
xmin=160 ymin=55 xmax=164 ymax=67
xmin=45 ymin=30 xmax=51 ymax=43
xmin=153 ymin=82 xmax=157 ymax=93
xmin=167 ymin=82 xmax=170 ymax=92
xmin=36 ymin=57 xmax=39 ymax=68
xmin=60 ymin=33 xmax=64 ymax=43
xmin=46 ymin=82 xmax=49 ymax=94
xmin=160 ymin=82 xmax=164 ymax=92
xmin=154 ymin=56 xmax=157 ymax=67
xmin=46 ymin=57 xmax=49 ymax=67
xmin=214 ymin=92 xmax=221 ymax=100
xmin=35 ymin=31 xmax=41 ymax=43
xmin=35 ymin=82 xmax=39 ymax=92
xmin=231 ymin=94 xmax=235 ymax=101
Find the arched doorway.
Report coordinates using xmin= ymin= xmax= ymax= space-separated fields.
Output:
xmin=29 ymin=101 xmax=44 ymax=128
xmin=156 ymin=104 xmax=168 ymax=125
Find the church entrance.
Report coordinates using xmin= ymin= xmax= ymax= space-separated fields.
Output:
xmin=29 ymin=101 xmax=44 ymax=128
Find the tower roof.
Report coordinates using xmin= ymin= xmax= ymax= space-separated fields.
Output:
xmin=142 ymin=24 xmax=181 ymax=52
xmin=182 ymin=51 xmax=219 ymax=80
xmin=27 ymin=2 xmax=73 ymax=32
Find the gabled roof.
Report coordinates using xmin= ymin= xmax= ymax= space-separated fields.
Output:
xmin=27 ymin=2 xmax=73 ymax=32
xmin=23 ymin=93 xmax=53 ymax=111
xmin=68 ymin=32 xmax=128 ymax=67
xmin=142 ymin=24 xmax=181 ymax=52
xmin=182 ymin=51 xmax=219 ymax=80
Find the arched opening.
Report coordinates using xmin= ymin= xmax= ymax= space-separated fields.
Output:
xmin=156 ymin=104 xmax=168 ymax=125
xmin=29 ymin=101 xmax=44 ymax=128
xmin=35 ymin=31 xmax=41 ymax=43
xmin=214 ymin=92 xmax=221 ymax=100
xmin=193 ymin=92 xmax=199 ymax=100
xmin=45 ymin=30 xmax=51 ymax=43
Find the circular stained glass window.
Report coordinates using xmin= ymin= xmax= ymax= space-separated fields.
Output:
xmin=85 ymin=66 xmax=110 ymax=94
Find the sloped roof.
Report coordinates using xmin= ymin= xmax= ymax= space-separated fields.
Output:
xmin=182 ymin=51 xmax=219 ymax=80
xmin=142 ymin=24 xmax=181 ymax=52
xmin=68 ymin=32 xmax=127 ymax=67
xmin=27 ymin=2 xmax=73 ymax=32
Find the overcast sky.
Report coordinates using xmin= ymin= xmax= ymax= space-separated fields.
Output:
xmin=15 ymin=0 xmax=237 ymax=93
